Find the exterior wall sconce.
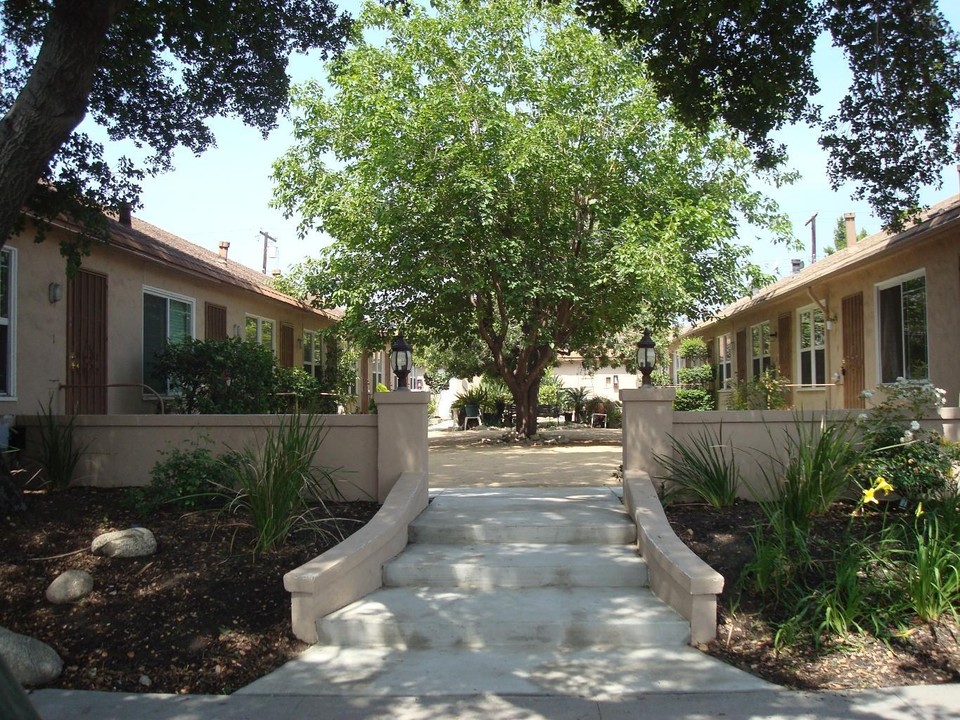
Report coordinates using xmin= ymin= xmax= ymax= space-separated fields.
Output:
xmin=636 ymin=328 xmax=656 ymax=387
xmin=48 ymin=282 xmax=63 ymax=304
xmin=390 ymin=332 xmax=413 ymax=391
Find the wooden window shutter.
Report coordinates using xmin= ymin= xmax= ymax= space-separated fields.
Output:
xmin=777 ymin=312 xmax=792 ymax=382
xmin=205 ymin=303 xmax=227 ymax=341
xmin=735 ymin=329 xmax=747 ymax=382
xmin=279 ymin=323 xmax=295 ymax=367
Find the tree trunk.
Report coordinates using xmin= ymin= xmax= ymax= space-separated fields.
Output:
xmin=0 ymin=1 xmax=125 ymax=245
xmin=512 ymin=373 xmax=543 ymax=438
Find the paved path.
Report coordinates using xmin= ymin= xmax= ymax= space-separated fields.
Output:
xmin=428 ymin=423 xmax=623 ymax=488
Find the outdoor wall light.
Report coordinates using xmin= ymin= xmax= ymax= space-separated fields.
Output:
xmin=636 ymin=328 xmax=656 ymax=387
xmin=390 ymin=332 xmax=413 ymax=391
xmin=48 ymin=282 xmax=63 ymax=304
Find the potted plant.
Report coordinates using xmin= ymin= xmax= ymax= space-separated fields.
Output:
xmin=565 ymin=387 xmax=590 ymax=424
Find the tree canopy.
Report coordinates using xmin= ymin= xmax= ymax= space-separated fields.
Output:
xmin=273 ymin=0 xmax=790 ymax=435
xmin=0 ymin=0 xmax=351 ymax=270
xmin=573 ymin=0 xmax=960 ymax=229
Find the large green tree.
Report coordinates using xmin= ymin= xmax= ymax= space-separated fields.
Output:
xmin=573 ymin=0 xmax=960 ymax=229
xmin=273 ymin=0 xmax=790 ymax=436
xmin=0 ymin=1 xmax=351 ymax=270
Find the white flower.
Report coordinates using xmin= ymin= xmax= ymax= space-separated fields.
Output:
xmin=901 ymin=430 xmax=914 ymax=443
xmin=910 ymin=420 xmax=920 ymax=431
xmin=857 ymin=413 xmax=869 ymax=424
xmin=860 ymin=389 xmax=874 ymax=399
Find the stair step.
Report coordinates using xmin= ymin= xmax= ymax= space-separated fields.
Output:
xmin=316 ymin=587 xmax=689 ymax=650
xmin=412 ymin=488 xmax=634 ymax=545
xmin=384 ymin=543 xmax=647 ymax=589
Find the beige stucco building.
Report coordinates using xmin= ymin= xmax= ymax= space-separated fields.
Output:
xmin=2 ymin=210 xmax=339 ymax=417
xmin=673 ymin=194 xmax=960 ymax=411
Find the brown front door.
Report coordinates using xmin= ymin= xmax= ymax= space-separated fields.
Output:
xmin=66 ymin=270 xmax=108 ymax=414
xmin=842 ymin=292 xmax=866 ymax=408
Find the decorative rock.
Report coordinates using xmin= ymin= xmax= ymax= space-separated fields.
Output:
xmin=45 ymin=569 xmax=94 ymax=604
xmin=0 ymin=626 xmax=63 ymax=685
xmin=91 ymin=527 xmax=157 ymax=558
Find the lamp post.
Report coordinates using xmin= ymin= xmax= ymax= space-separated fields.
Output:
xmin=390 ymin=332 xmax=413 ymax=391
xmin=636 ymin=328 xmax=656 ymax=387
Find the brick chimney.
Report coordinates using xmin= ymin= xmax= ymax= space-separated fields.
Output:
xmin=118 ymin=202 xmax=132 ymax=226
xmin=844 ymin=212 xmax=857 ymax=245
xmin=218 ymin=241 xmax=230 ymax=261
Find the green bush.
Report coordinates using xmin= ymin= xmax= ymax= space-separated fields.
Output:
xmin=673 ymin=388 xmax=713 ymax=412
xmin=677 ymin=364 xmax=713 ymax=386
xmin=730 ymin=368 xmax=789 ymax=410
xmin=151 ymin=338 xmax=278 ymax=413
xmin=677 ymin=337 xmax=709 ymax=360
xmin=137 ymin=438 xmax=242 ymax=510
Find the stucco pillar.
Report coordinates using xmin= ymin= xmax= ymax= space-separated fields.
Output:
xmin=620 ymin=387 xmax=677 ymax=477
xmin=375 ymin=391 xmax=430 ymax=503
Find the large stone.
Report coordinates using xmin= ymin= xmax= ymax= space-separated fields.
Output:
xmin=0 ymin=627 xmax=63 ymax=685
xmin=91 ymin=527 xmax=157 ymax=558
xmin=45 ymin=569 xmax=94 ymax=604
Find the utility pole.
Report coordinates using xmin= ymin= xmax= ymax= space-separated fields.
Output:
xmin=258 ymin=230 xmax=276 ymax=275
xmin=804 ymin=213 xmax=818 ymax=264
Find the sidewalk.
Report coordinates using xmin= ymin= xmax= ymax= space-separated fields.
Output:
xmin=28 ymin=684 xmax=960 ymax=719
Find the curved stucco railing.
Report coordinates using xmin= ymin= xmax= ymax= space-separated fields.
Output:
xmin=622 ymin=469 xmax=724 ymax=645
xmin=284 ymin=470 xmax=429 ymax=643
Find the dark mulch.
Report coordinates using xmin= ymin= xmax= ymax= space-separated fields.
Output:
xmin=664 ymin=499 xmax=960 ymax=689
xmin=1 ymin=488 xmax=379 ymax=694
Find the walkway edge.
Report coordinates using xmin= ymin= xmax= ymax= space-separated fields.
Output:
xmin=284 ymin=471 xmax=428 ymax=643
xmin=623 ymin=470 xmax=723 ymax=645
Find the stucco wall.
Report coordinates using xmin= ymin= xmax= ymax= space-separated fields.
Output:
xmin=4 ymin=223 xmax=335 ymax=417
xmin=17 ymin=413 xmax=380 ymax=501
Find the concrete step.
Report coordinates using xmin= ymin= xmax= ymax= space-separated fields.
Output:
xmin=238 ymin=645 xmax=775 ymax=698
xmin=411 ymin=488 xmax=635 ymax=545
xmin=383 ymin=542 xmax=648 ymax=589
xmin=316 ymin=586 xmax=690 ymax=650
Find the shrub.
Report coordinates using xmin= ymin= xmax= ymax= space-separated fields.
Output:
xmin=759 ymin=414 xmax=861 ymax=529
xmin=673 ymin=388 xmax=713 ymax=412
xmin=677 ymin=337 xmax=708 ymax=360
xmin=33 ymin=400 xmax=85 ymax=489
xmin=677 ymin=364 xmax=714 ymax=386
xmin=655 ymin=425 xmax=740 ymax=508
xmin=222 ymin=414 xmax=344 ymax=553
xmin=137 ymin=438 xmax=242 ymax=510
xmin=730 ymin=368 xmax=789 ymax=410
xmin=151 ymin=338 xmax=277 ymax=413
xmin=275 ymin=366 xmax=333 ymax=413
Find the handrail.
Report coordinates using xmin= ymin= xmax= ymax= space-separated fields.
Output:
xmin=59 ymin=383 xmax=166 ymax=414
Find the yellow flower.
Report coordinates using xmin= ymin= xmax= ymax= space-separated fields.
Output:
xmin=874 ymin=477 xmax=894 ymax=496
xmin=915 ymin=502 xmax=924 ymax=518
xmin=862 ymin=486 xmax=878 ymax=505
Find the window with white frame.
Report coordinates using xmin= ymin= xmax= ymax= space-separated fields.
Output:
xmin=878 ymin=272 xmax=928 ymax=382
xmin=798 ymin=306 xmax=825 ymax=386
xmin=372 ymin=352 xmax=384 ymax=389
xmin=302 ymin=330 xmax=324 ymax=380
xmin=0 ymin=248 xmax=17 ymax=398
xmin=143 ymin=287 xmax=194 ymax=395
xmin=716 ymin=333 xmax=732 ymax=389
xmin=751 ymin=322 xmax=772 ymax=378
xmin=245 ymin=315 xmax=275 ymax=352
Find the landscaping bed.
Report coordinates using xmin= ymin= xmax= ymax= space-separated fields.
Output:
xmin=1 ymin=487 xmax=379 ymax=695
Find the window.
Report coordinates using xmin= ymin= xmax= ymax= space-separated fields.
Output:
xmin=0 ymin=248 xmax=16 ymax=398
xmin=143 ymin=288 xmax=194 ymax=395
xmin=878 ymin=273 xmax=928 ymax=382
xmin=751 ymin=322 xmax=772 ymax=378
xmin=371 ymin=352 xmax=384 ymax=390
xmin=303 ymin=331 xmax=325 ymax=380
xmin=716 ymin=334 xmax=732 ymax=389
xmin=245 ymin=315 xmax=275 ymax=352
xmin=798 ymin=306 xmax=825 ymax=386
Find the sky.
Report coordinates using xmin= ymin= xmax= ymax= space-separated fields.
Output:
xmin=124 ymin=1 xmax=960 ymax=280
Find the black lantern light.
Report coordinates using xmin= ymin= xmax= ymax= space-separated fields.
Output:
xmin=636 ymin=328 xmax=656 ymax=387
xmin=390 ymin=332 xmax=413 ymax=391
